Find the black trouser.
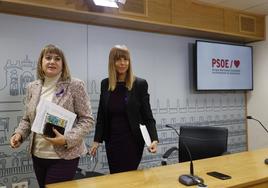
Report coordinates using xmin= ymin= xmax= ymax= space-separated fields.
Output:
xmin=32 ymin=155 xmax=79 ymax=188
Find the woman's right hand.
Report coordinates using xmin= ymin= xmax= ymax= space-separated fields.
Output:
xmin=10 ymin=133 xmax=22 ymax=148
xmin=89 ymin=142 xmax=100 ymax=156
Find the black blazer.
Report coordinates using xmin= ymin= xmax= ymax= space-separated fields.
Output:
xmin=94 ymin=77 xmax=158 ymax=146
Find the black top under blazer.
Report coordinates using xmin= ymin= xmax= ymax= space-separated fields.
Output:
xmin=94 ymin=77 xmax=158 ymax=146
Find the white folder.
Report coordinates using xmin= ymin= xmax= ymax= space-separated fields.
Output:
xmin=139 ymin=124 xmax=152 ymax=147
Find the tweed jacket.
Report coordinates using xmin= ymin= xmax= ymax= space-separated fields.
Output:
xmin=15 ymin=78 xmax=94 ymax=160
xmin=94 ymin=77 xmax=158 ymax=146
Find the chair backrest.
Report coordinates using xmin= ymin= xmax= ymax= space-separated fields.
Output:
xmin=179 ymin=126 xmax=228 ymax=163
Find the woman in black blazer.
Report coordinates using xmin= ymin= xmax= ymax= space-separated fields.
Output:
xmin=90 ymin=45 xmax=158 ymax=173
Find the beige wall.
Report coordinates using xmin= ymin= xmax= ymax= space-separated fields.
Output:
xmin=248 ymin=16 xmax=268 ymax=150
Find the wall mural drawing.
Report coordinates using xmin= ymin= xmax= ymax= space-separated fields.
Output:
xmin=0 ymin=13 xmax=247 ymax=188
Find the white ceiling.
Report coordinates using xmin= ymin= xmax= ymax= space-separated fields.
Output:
xmin=197 ymin=0 xmax=268 ymax=15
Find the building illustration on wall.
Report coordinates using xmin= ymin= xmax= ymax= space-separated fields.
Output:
xmin=0 ymin=118 xmax=9 ymax=144
xmin=0 ymin=55 xmax=35 ymax=96
xmin=0 ymin=55 xmax=36 ymax=187
xmin=81 ymin=80 xmax=247 ymax=173
xmin=0 ymin=56 xmax=247 ymax=187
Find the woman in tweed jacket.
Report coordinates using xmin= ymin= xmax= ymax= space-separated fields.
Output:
xmin=10 ymin=44 xmax=94 ymax=188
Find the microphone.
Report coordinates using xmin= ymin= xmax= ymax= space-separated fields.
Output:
xmin=247 ymin=116 xmax=268 ymax=164
xmin=247 ymin=116 xmax=268 ymax=133
xmin=166 ymin=124 xmax=204 ymax=186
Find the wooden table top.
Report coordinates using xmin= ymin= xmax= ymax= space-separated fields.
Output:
xmin=47 ymin=148 xmax=268 ymax=188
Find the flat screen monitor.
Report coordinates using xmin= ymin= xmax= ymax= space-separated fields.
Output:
xmin=195 ymin=40 xmax=253 ymax=91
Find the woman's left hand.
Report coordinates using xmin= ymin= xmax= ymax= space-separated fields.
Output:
xmin=148 ymin=140 xmax=158 ymax=153
xmin=44 ymin=128 xmax=66 ymax=146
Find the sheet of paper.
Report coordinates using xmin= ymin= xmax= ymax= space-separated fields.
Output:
xmin=139 ymin=124 xmax=151 ymax=147
xmin=31 ymin=99 xmax=77 ymax=135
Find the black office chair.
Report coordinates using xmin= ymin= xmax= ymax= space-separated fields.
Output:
xmin=162 ymin=125 xmax=228 ymax=165
xmin=179 ymin=126 xmax=228 ymax=162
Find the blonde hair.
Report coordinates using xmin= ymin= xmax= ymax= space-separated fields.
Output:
xmin=36 ymin=44 xmax=71 ymax=81
xmin=108 ymin=45 xmax=135 ymax=91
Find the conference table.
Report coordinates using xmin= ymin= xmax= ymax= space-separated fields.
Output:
xmin=47 ymin=148 xmax=268 ymax=188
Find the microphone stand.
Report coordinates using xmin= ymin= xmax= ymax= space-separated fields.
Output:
xmin=247 ymin=116 xmax=268 ymax=164
xmin=166 ymin=125 xmax=204 ymax=186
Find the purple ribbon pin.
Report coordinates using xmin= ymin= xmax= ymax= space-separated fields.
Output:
xmin=56 ymin=89 xmax=64 ymax=97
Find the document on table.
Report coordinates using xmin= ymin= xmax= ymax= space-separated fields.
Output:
xmin=31 ymin=99 xmax=77 ymax=135
xmin=139 ymin=124 xmax=152 ymax=147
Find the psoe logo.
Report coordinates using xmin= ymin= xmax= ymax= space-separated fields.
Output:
xmin=212 ymin=58 xmax=240 ymax=68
